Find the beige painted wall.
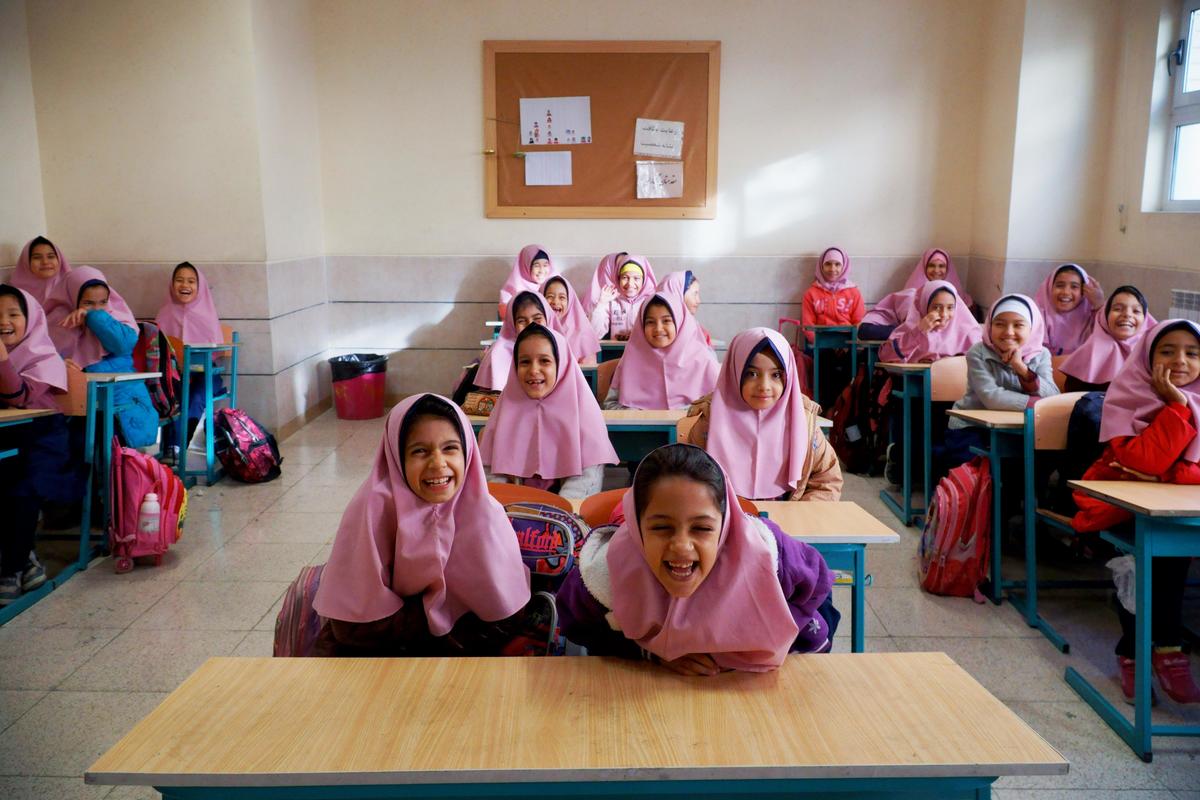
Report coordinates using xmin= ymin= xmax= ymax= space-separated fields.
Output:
xmin=25 ymin=0 xmax=267 ymax=262
xmin=314 ymin=0 xmax=986 ymax=258
xmin=0 ymin=0 xmax=47 ymax=266
xmin=251 ymin=0 xmax=326 ymax=262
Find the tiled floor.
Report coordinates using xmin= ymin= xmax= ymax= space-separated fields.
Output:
xmin=1 ymin=409 xmax=1198 ymax=798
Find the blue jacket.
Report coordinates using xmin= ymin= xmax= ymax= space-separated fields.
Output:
xmin=84 ymin=311 xmax=159 ymax=448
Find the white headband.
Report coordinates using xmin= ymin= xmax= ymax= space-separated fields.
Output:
xmin=993 ymin=297 xmax=1031 ymax=323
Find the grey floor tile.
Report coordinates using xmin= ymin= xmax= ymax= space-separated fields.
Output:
xmin=0 ymin=690 xmax=47 ymax=733
xmin=232 ymin=630 xmax=276 ymax=657
xmin=867 ymin=586 xmax=1043 ymax=638
xmin=0 ymin=776 xmax=111 ymax=798
xmin=3 ymin=574 xmax=174 ymax=630
xmin=130 ymin=580 xmax=288 ymax=631
xmin=187 ymin=540 xmax=323 ymax=583
xmin=58 ymin=628 xmax=247 ymax=692
xmin=234 ymin=512 xmax=342 ymax=545
xmin=0 ymin=628 xmax=121 ymax=690
xmin=266 ymin=481 xmax=360 ymax=514
xmin=890 ymin=636 xmax=1077 ymax=702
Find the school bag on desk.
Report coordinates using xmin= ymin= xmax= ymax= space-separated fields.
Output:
xmin=918 ymin=456 xmax=991 ymax=600
xmin=213 ymin=408 xmax=283 ymax=482
xmin=109 ymin=437 xmax=187 ymax=574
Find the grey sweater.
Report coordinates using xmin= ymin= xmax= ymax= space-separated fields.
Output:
xmin=948 ymin=341 xmax=1059 ymax=429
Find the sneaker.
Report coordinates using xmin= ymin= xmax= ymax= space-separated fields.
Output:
xmin=1152 ymin=649 xmax=1200 ymax=704
xmin=884 ymin=443 xmax=901 ymax=486
xmin=0 ymin=575 xmax=20 ymax=606
xmin=21 ymin=553 xmax=46 ymax=592
xmin=1117 ymin=656 xmax=1159 ymax=706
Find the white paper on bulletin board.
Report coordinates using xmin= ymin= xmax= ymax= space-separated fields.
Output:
xmin=636 ymin=160 xmax=684 ymax=199
xmin=520 ymin=96 xmax=592 ymax=145
xmin=525 ymin=151 xmax=573 ymax=186
xmin=633 ymin=118 xmax=684 ymax=159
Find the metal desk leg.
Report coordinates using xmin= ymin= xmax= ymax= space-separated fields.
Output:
xmin=178 ymin=346 xmax=192 ymax=483
xmin=204 ymin=352 xmax=216 ymax=484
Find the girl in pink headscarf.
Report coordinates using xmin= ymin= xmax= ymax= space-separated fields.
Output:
xmin=473 ymin=291 xmax=557 ymax=393
xmin=540 ymin=275 xmax=601 ymax=364
xmin=1070 ymin=320 xmax=1200 ymax=704
xmin=0 ymin=285 xmax=75 ymax=605
xmin=11 ymin=236 xmax=73 ymax=312
xmin=800 ymin=247 xmax=865 ymax=344
xmin=314 ymin=394 xmax=535 ymax=657
xmin=1034 ymin=263 xmax=1104 ymax=356
xmin=1059 ymin=285 xmax=1154 ymax=393
xmin=555 ymin=444 xmax=837 ymax=672
xmin=499 ymin=244 xmax=557 ymax=319
xmin=604 ymin=291 xmax=718 ymax=410
xmin=586 ymin=253 xmax=658 ymax=340
xmin=879 ymin=281 xmax=982 ymax=365
xmin=659 ymin=270 xmax=711 ymax=347
xmin=156 ymin=262 xmax=226 ymax=443
xmin=685 ymin=328 xmax=842 ymax=501
xmin=481 ymin=324 xmax=617 ymax=498
xmin=861 ymin=248 xmax=973 ymax=340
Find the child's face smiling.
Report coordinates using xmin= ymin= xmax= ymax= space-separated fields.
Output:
xmin=172 ymin=267 xmax=199 ymax=305
xmin=927 ymin=289 xmax=957 ymax=325
xmin=683 ymin=279 xmax=701 ymax=314
xmin=741 ymin=349 xmax=785 ymax=410
xmin=1051 ymin=270 xmax=1083 ymax=312
xmin=990 ymin=311 xmax=1028 ymax=354
xmin=1106 ymin=293 xmax=1145 ymax=342
xmin=529 ymin=258 xmax=551 ymax=284
xmin=515 ymin=335 xmax=557 ymax=400
xmin=78 ymin=285 xmax=110 ymax=312
xmin=924 ymin=252 xmax=948 ymax=281
xmin=402 ymin=416 xmax=465 ymax=504
xmin=29 ymin=244 xmax=61 ymax=280
xmin=542 ymin=282 xmax=568 ymax=317
xmin=1152 ymin=329 xmax=1200 ymax=387
xmin=0 ymin=295 xmax=28 ymax=349
xmin=820 ymin=252 xmax=844 ymax=283
xmin=512 ymin=301 xmax=546 ymax=332
xmin=638 ymin=475 xmax=722 ymax=598
xmin=642 ymin=303 xmax=676 ymax=349
xmin=618 ymin=268 xmax=644 ymax=299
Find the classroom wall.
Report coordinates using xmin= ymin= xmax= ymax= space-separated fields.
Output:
xmin=0 ymin=0 xmax=47 ymax=269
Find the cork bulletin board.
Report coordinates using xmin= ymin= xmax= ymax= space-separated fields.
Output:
xmin=483 ymin=40 xmax=720 ymax=219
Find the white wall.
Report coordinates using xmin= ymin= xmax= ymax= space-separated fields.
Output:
xmin=0 ymin=0 xmax=47 ymax=267
xmin=25 ymin=0 xmax=267 ymax=262
xmin=314 ymin=0 xmax=987 ymax=259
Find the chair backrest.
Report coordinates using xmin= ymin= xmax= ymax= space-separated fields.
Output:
xmin=596 ymin=357 xmax=620 ymax=400
xmin=1032 ymin=391 xmax=1087 ymax=451
xmin=929 ymin=356 xmax=968 ymax=402
xmin=1050 ymin=354 xmax=1068 ymax=391
xmin=486 ymin=481 xmax=573 ymax=513
xmin=578 ymin=488 xmax=759 ymax=527
xmin=53 ymin=362 xmax=88 ymax=417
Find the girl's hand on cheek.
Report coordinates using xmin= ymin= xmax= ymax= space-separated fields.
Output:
xmin=918 ymin=312 xmax=938 ymax=333
xmin=1152 ymin=363 xmax=1187 ymax=405
xmin=658 ymin=652 xmax=721 ymax=676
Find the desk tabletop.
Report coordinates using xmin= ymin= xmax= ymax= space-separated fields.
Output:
xmin=470 ymin=408 xmax=687 ymax=429
xmin=756 ymin=501 xmax=899 ymax=544
xmin=880 ymin=362 xmax=933 ymax=373
xmin=87 ymin=654 xmax=1066 ymax=788
xmin=598 ymin=339 xmax=627 ymax=347
xmin=804 ymin=324 xmax=856 ymax=332
xmin=854 ymin=338 xmax=888 ymax=346
xmin=947 ymin=409 xmax=1025 ymax=429
xmin=84 ymin=372 xmax=160 ymax=383
xmin=0 ymin=407 xmax=58 ymax=423
xmin=1068 ymin=480 xmax=1200 ymax=518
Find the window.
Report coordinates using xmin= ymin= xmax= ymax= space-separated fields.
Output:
xmin=1167 ymin=0 xmax=1200 ymax=209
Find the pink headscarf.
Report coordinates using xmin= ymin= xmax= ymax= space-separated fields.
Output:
xmin=606 ymin=444 xmax=800 ymax=671
xmin=155 ymin=263 xmax=223 ymax=344
xmin=475 ymin=291 xmax=558 ymax=392
xmin=658 ymin=271 xmax=711 ymax=349
xmin=1059 ymin=297 xmax=1157 ymax=386
xmin=982 ymin=293 xmax=1047 ymax=362
xmin=585 ymin=252 xmax=658 ymax=315
xmin=46 ymin=266 xmax=139 ymax=369
xmin=1100 ymin=320 xmax=1200 ymax=462
xmin=12 ymin=237 xmax=73 ymax=311
xmin=610 ymin=291 xmax=719 ymax=409
xmin=705 ymin=328 xmax=810 ymax=499
xmin=480 ymin=325 xmax=617 ymax=479
xmin=812 ymin=246 xmax=855 ymax=292
xmin=1034 ymin=263 xmax=1098 ymax=355
xmin=313 ymin=394 xmax=531 ymax=632
xmin=902 ymin=248 xmax=974 ymax=308
xmin=500 ymin=244 xmax=558 ymax=308
xmin=0 ymin=286 xmax=68 ymax=409
xmin=861 ymin=288 xmax=917 ymax=328
xmin=879 ymin=281 xmax=982 ymax=363
xmin=540 ymin=275 xmax=600 ymax=363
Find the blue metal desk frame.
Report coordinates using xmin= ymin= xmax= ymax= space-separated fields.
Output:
xmin=878 ymin=364 xmax=932 ymax=527
xmin=1062 ymin=483 xmax=1200 ymax=761
xmin=853 ymin=336 xmax=886 ymax=378
xmin=599 ymin=340 xmax=625 ymax=362
xmin=580 ymin=365 xmax=598 ymax=396
xmin=799 ymin=324 xmax=857 ymax=407
xmin=176 ymin=336 xmax=240 ymax=488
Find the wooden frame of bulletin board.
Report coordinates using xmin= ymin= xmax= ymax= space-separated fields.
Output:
xmin=483 ymin=40 xmax=720 ymax=219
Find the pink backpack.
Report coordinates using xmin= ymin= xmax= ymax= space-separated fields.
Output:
xmin=109 ymin=437 xmax=187 ymax=574
xmin=918 ymin=456 xmax=991 ymax=598
xmin=214 ymin=408 xmax=283 ymax=483
xmin=274 ymin=564 xmax=325 ymax=657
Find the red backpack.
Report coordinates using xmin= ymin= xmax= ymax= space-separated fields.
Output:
xmin=827 ymin=364 xmax=888 ymax=475
xmin=918 ymin=456 xmax=992 ymax=598
xmin=109 ymin=437 xmax=187 ymax=573
xmin=214 ymin=408 xmax=283 ymax=482
xmin=274 ymin=564 xmax=325 ymax=657
xmin=132 ymin=322 xmax=181 ymax=419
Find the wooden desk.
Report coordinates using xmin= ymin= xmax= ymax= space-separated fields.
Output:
xmin=853 ymin=335 xmax=888 ymax=376
xmin=878 ymin=362 xmax=933 ymax=527
xmin=946 ymin=409 xmax=1024 ymax=429
xmin=87 ymin=654 xmax=1066 ymax=798
xmin=1064 ymin=480 xmax=1200 ymax=760
xmin=472 ymin=409 xmax=686 ymax=464
xmin=0 ymin=406 xmax=58 ymax=424
xmin=85 ymin=371 xmax=161 ymax=383
xmin=758 ymin=501 xmax=899 ymax=653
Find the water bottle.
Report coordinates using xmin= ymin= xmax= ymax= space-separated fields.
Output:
xmin=138 ymin=493 xmax=161 ymax=541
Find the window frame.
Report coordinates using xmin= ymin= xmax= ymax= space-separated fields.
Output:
xmin=1165 ymin=0 xmax=1200 ymax=211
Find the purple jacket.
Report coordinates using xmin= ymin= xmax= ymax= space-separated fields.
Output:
xmin=555 ymin=516 xmax=835 ymax=660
